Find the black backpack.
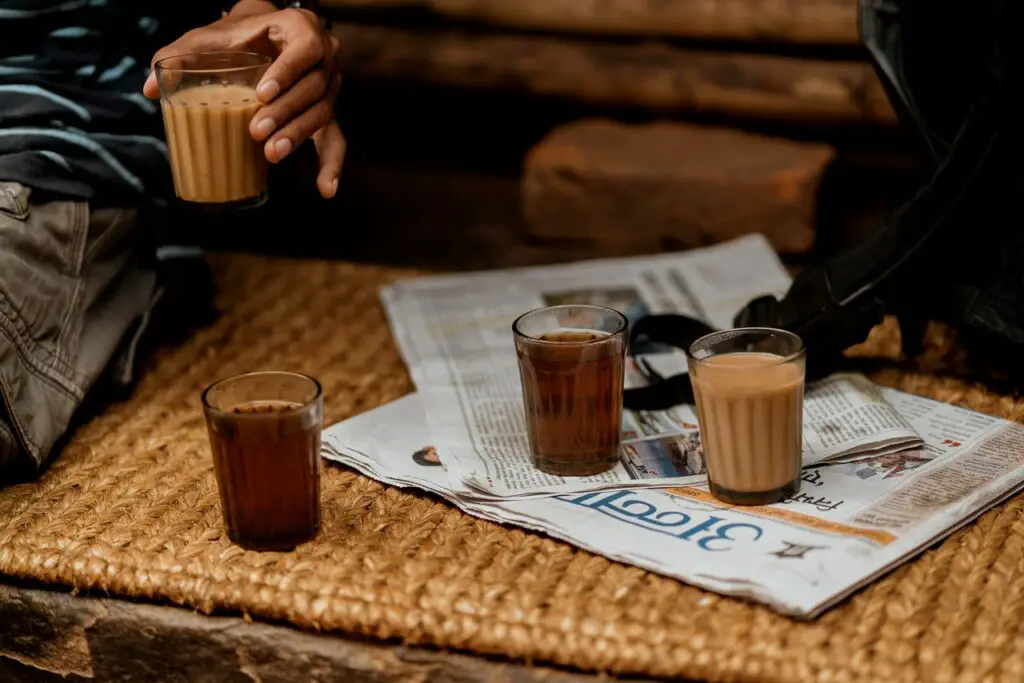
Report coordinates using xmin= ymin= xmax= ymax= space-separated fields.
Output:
xmin=624 ymin=0 xmax=1024 ymax=412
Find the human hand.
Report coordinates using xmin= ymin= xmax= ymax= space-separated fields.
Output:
xmin=144 ymin=4 xmax=345 ymax=198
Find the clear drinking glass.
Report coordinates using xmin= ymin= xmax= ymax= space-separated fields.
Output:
xmin=513 ymin=305 xmax=628 ymax=476
xmin=202 ymin=371 xmax=323 ymax=551
xmin=155 ymin=51 xmax=271 ymax=210
xmin=687 ymin=328 xmax=806 ymax=506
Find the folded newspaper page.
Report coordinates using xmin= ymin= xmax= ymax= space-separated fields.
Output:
xmin=322 ymin=390 xmax=1024 ymax=618
xmin=380 ymin=235 xmax=921 ymax=498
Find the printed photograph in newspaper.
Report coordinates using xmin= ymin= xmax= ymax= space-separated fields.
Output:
xmin=621 ymin=433 xmax=706 ymax=479
xmin=845 ymin=449 xmax=933 ymax=480
xmin=412 ymin=445 xmax=443 ymax=467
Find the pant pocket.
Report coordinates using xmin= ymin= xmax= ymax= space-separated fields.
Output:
xmin=0 ymin=185 xmax=89 ymax=471
xmin=0 ymin=183 xmax=86 ymax=339
xmin=0 ymin=181 xmax=31 ymax=221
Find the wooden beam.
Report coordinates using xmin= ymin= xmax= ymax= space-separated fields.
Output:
xmin=334 ymin=23 xmax=896 ymax=126
xmin=323 ymin=0 xmax=861 ymax=46
xmin=0 ymin=584 xmax=651 ymax=682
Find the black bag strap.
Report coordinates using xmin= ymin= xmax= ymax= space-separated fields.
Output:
xmin=620 ymin=289 xmax=851 ymax=412
xmin=622 ymin=314 xmax=715 ymax=411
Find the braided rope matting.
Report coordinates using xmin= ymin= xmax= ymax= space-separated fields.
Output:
xmin=1 ymin=254 xmax=1022 ymax=683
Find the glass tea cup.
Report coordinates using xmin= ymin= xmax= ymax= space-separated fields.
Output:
xmin=687 ymin=327 xmax=806 ymax=505
xmin=155 ymin=51 xmax=271 ymax=210
xmin=202 ymin=370 xmax=323 ymax=550
xmin=513 ymin=305 xmax=628 ymax=476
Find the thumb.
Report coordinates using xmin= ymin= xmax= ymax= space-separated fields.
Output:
xmin=143 ymin=70 xmax=160 ymax=99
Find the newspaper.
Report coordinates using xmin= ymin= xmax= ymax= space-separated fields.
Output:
xmin=380 ymin=235 xmax=922 ymax=498
xmin=322 ymin=390 xmax=1024 ymax=617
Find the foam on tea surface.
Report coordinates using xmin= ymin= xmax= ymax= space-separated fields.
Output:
xmin=537 ymin=329 xmax=611 ymax=343
xmin=230 ymin=400 xmax=300 ymax=414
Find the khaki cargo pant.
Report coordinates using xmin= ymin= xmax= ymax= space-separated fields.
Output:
xmin=0 ymin=181 xmax=158 ymax=475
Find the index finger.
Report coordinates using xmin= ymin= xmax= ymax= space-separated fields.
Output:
xmin=143 ymin=28 xmax=237 ymax=99
xmin=142 ymin=45 xmax=186 ymax=99
xmin=257 ymin=9 xmax=325 ymax=102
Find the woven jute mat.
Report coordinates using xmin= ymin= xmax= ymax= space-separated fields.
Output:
xmin=1 ymin=254 xmax=1023 ymax=683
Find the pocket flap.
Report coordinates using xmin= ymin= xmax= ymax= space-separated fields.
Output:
xmin=0 ymin=182 xmax=31 ymax=221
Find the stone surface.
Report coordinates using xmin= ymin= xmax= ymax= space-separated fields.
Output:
xmin=522 ymin=119 xmax=836 ymax=254
xmin=334 ymin=23 xmax=896 ymax=126
xmin=0 ymin=583 xmax=658 ymax=682
xmin=324 ymin=0 xmax=860 ymax=45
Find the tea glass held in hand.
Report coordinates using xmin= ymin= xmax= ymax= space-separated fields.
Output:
xmin=687 ymin=328 xmax=806 ymax=506
xmin=155 ymin=51 xmax=271 ymax=210
xmin=202 ymin=371 xmax=323 ymax=551
xmin=513 ymin=305 xmax=628 ymax=477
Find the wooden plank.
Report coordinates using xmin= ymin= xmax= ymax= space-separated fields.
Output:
xmin=523 ymin=119 xmax=835 ymax=254
xmin=323 ymin=0 xmax=860 ymax=45
xmin=333 ymin=23 xmax=896 ymax=126
xmin=0 ymin=583 xmax=658 ymax=682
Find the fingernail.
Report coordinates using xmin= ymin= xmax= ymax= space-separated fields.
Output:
xmin=255 ymin=117 xmax=276 ymax=137
xmin=257 ymin=79 xmax=280 ymax=101
xmin=331 ymin=177 xmax=338 ymax=195
xmin=274 ymin=138 xmax=292 ymax=159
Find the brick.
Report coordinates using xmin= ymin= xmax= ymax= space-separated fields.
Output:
xmin=522 ymin=119 xmax=836 ymax=255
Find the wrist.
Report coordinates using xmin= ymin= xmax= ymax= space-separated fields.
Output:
xmin=228 ymin=0 xmax=277 ymax=17
xmin=226 ymin=0 xmax=327 ymax=26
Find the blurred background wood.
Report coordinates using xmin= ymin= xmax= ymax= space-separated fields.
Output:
xmin=323 ymin=0 xmax=861 ymax=45
xmin=333 ymin=23 xmax=895 ymax=127
xmin=196 ymin=0 xmax=921 ymax=274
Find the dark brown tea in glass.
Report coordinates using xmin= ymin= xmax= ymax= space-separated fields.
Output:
xmin=513 ymin=305 xmax=628 ymax=476
xmin=202 ymin=371 xmax=323 ymax=551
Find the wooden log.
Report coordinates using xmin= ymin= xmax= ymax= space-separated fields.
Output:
xmin=523 ymin=119 xmax=836 ymax=254
xmin=0 ymin=584 xmax=646 ymax=683
xmin=333 ymin=23 xmax=896 ymax=126
xmin=323 ymin=0 xmax=861 ymax=46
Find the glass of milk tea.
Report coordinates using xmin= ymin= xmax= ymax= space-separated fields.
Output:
xmin=154 ymin=52 xmax=272 ymax=211
xmin=687 ymin=328 xmax=806 ymax=506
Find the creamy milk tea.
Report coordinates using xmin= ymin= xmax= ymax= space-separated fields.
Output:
xmin=161 ymin=84 xmax=267 ymax=206
xmin=687 ymin=328 xmax=806 ymax=506
xmin=154 ymin=52 xmax=271 ymax=209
